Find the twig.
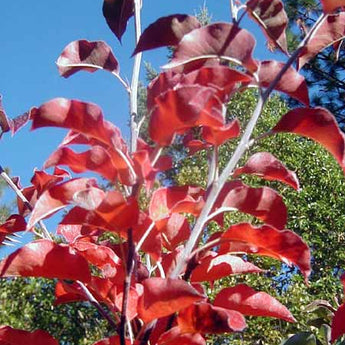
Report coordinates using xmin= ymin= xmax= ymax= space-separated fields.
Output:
xmin=130 ymin=0 xmax=143 ymax=153
xmin=120 ymin=228 xmax=135 ymax=345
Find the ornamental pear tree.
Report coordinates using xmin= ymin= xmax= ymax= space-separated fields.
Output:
xmin=1 ymin=0 xmax=345 ymax=345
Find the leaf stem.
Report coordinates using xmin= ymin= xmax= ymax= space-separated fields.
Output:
xmin=120 ymin=228 xmax=135 ymax=345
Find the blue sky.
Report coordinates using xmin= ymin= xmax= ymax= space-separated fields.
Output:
xmin=0 ymin=0 xmax=283 ymax=256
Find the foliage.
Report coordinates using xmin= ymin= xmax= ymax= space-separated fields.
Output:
xmin=0 ymin=1 xmax=345 ymax=345
xmin=284 ymin=0 xmax=345 ymax=127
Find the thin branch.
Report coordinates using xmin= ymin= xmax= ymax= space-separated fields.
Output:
xmin=135 ymin=221 xmax=155 ymax=252
xmin=120 ymin=228 xmax=135 ymax=345
xmin=77 ymin=281 xmax=119 ymax=331
xmin=130 ymin=0 xmax=143 ymax=153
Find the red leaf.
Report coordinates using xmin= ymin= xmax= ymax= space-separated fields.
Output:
xmin=181 ymin=66 xmax=252 ymax=102
xmin=202 ymin=120 xmax=241 ymax=146
xmin=177 ymin=302 xmax=247 ymax=334
xmin=331 ymin=303 xmax=345 ymax=343
xmin=147 ymin=70 xmax=180 ymax=111
xmin=272 ymin=107 xmax=345 ymax=173
xmin=214 ymin=284 xmax=296 ymax=322
xmin=0 ymin=326 xmax=59 ymax=345
xmin=297 ymin=14 xmax=345 ymax=69
xmin=216 ymin=181 xmax=287 ymax=229
xmin=219 ymin=223 xmax=311 ymax=280
xmin=0 ymin=96 xmax=29 ymax=138
xmin=60 ymin=191 xmax=139 ymax=233
xmin=138 ymin=277 xmax=204 ymax=323
xmin=30 ymin=98 xmax=118 ymax=147
xmin=159 ymin=213 xmax=190 ymax=250
xmin=133 ymin=14 xmax=201 ymax=55
xmin=164 ymin=23 xmax=258 ymax=72
xmin=257 ymin=60 xmax=309 ymax=106
xmin=57 ymin=40 xmax=119 ymax=78
xmin=132 ymin=212 xmax=161 ymax=261
xmin=321 ymin=0 xmax=345 ymax=13
xmin=247 ymin=0 xmax=288 ymax=53
xmin=149 ymin=85 xmax=223 ymax=145
xmin=149 ymin=186 xmax=204 ymax=221
xmin=233 ymin=152 xmax=300 ymax=190
xmin=44 ymin=146 xmax=118 ymax=182
xmin=31 ymin=169 xmax=67 ymax=196
xmin=72 ymin=239 xmax=121 ymax=278
xmin=190 ymin=253 xmax=263 ymax=282
xmin=157 ymin=327 xmax=206 ymax=345
xmin=102 ymin=0 xmax=134 ymax=41
xmin=27 ymin=178 xmax=99 ymax=229
xmin=0 ymin=215 xmax=26 ymax=234
xmin=0 ymin=239 xmax=91 ymax=281
xmin=92 ymin=335 xmax=131 ymax=345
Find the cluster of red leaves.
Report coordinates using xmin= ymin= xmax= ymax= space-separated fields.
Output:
xmin=1 ymin=0 xmax=345 ymax=344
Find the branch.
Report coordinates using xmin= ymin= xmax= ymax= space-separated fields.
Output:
xmin=130 ymin=0 xmax=143 ymax=153
xmin=170 ymin=11 xmax=329 ymax=279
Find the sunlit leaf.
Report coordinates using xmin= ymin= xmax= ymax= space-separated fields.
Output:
xmin=138 ymin=277 xmax=204 ymax=323
xmin=297 ymin=13 xmax=345 ymax=69
xmin=233 ymin=152 xmax=300 ymax=190
xmin=219 ymin=223 xmax=311 ymax=280
xmin=214 ymin=284 xmax=296 ymax=322
xmin=157 ymin=327 xmax=206 ymax=345
xmin=149 ymin=85 xmax=223 ymax=145
xmin=257 ymin=60 xmax=309 ymax=105
xmin=57 ymin=40 xmax=119 ymax=78
xmin=190 ymin=253 xmax=263 ymax=282
xmin=247 ymin=0 xmax=288 ymax=53
xmin=27 ymin=178 xmax=99 ymax=229
xmin=44 ymin=146 xmax=118 ymax=182
xmin=0 ymin=239 xmax=91 ymax=281
xmin=0 ymin=326 xmax=59 ymax=345
xmin=321 ymin=0 xmax=345 ymax=13
xmin=331 ymin=303 xmax=345 ymax=343
xmin=215 ymin=181 xmax=288 ymax=229
xmin=133 ymin=14 xmax=201 ymax=54
xmin=164 ymin=23 xmax=258 ymax=72
xmin=272 ymin=107 xmax=345 ymax=174
xmin=177 ymin=302 xmax=246 ymax=334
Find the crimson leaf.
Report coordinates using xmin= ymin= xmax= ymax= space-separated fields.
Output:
xmin=233 ymin=152 xmax=300 ymax=190
xmin=331 ymin=303 xmax=345 ymax=343
xmin=102 ymin=0 xmax=134 ymax=42
xmin=133 ymin=14 xmax=201 ymax=55
xmin=138 ymin=277 xmax=204 ymax=323
xmin=219 ymin=223 xmax=311 ymax=280
xmin=0 ymin=326 xmax=59 ymax=345
xmin=164 ymin=23 xmax=258 ymax=72
xmin=272 ymin=107 xmax=345 ymax=174
xmin=214 ymin=284 xmax=296 ymax=322
xmin=57 ymin=40 xmax=120 ymax=78
xmin=257 ymin=60 xmax=309 ymax=106
xmin=246 ymin=0 xmax=288 ymax=53
xmin=177 ymin=302 xmax=247 ymax=334
xmin=297 ymin=14 xmax=345 ymax=69
xmin=0 ymin=239 xmax=91 ymax=281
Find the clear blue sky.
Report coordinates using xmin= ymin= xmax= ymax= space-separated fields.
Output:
xmin=0 ymin=0 xmax=282 ymax=256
